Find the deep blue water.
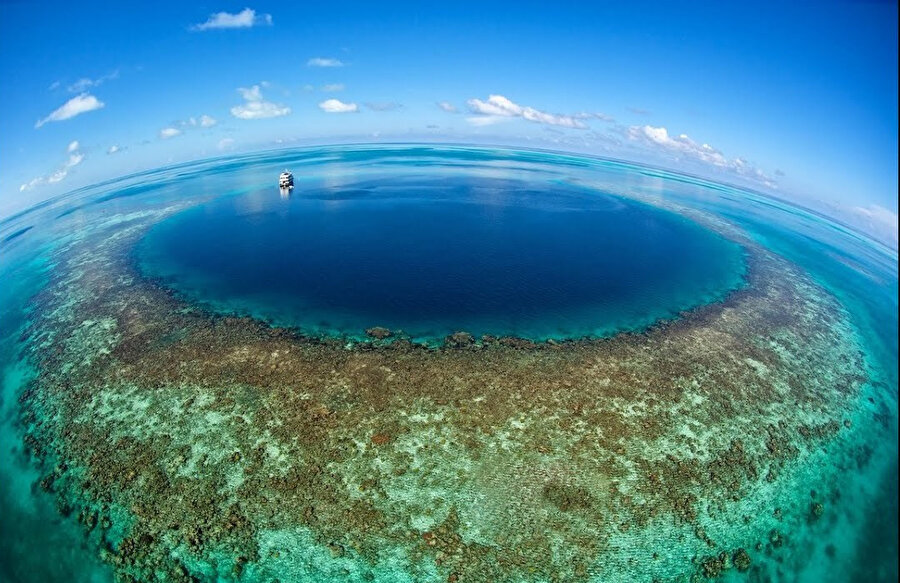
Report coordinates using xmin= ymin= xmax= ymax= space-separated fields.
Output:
xmin=136 ymin=176 xmax=746 ymax=341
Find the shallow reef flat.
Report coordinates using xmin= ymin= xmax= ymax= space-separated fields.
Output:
xmin=14 ymin=195 xmax=891 ymax=583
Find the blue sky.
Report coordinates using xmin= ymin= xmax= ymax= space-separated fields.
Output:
xmin=1 ymin=1 xmax=897 ymax=244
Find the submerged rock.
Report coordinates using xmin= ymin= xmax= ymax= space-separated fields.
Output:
xmin=700 ymin=555 xmax=723 ymax=578
xmin=328 ymin=542 xmax=345 ymax=558
xmin=769 ymin=529 xmax=783 ymax=547
xmin=810 ymin=501 xmax=824 ymax=520
xmin=366 ymin=326 xmax=392 ymax=340
xmin=370 ymin=433 xmax=392 ymax=446
xmin=445 ymin=331 xmax=475 ymax=348
xmin=733 ymin=548 xmax=751 ymax=571
xmin=498 ymin=336 xmax=537 ymax=349
xmin=717 ymin=550 xmax=732 ymax=570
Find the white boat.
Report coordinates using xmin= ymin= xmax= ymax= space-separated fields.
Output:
xmin=279 ymin=170 xmax=294 ymax=189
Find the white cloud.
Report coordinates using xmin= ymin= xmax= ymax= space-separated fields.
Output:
xmin=626 ymin=124 xmax=773 ymax=184
xmin=848 ymin=205 xmax=899 ymax=247
xmin=48 ymin=81 xmax=61 ymax=91
xmin=468 ymin=95 xmax=521 ymax=117
xmin=172 ymin=114 xmax=218 ymax=131
xmin=68 ymin=79 xmax=94 ymax=93
xmin=35 ymin=93 xmax=105 ymax=128
xmin=466 ymin=94 xmax=587 ymax=129
xmin=191 ymin=8 xmax=272 ymax=31
xmin=107 ymin=145 xmax=121 ymax=154
xmin=851 ymin=204 xmax=897 ymax=224
xmin=231 ymin=84 xmax=291 ymax=119
xmin=319 ymin=98 xmax=358 ymax=113
xmin=217 ymin=138 xmax=236 ymax=151
xmin=307 ymin=57 xmax=344 ymax=67
xmin=321 ymin=83 xmax=345 ymax=92
xmin=575 ymin=111 xmax=614 ymax=122
xmin=232 ymin=101 xmax=291 ymax=119
xmin=20 ymin=141 xmax=84 ymax=191
xmin=67 ymin=70 xmax=119 ymax=93
xmin=437 ymin=101 xmax=458 ymax=113
xmin=48 ymin=151 xmax=82 ymax=183
xmin=159 ymin=127 xmax=182 ymax=139
xmin=19 ymin=177 xmax=44 ymax=192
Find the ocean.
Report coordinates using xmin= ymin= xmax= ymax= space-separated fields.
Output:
xmin=0 ymin=144 xmax=896 ymax=582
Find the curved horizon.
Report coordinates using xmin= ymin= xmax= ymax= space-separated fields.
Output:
xmin=3 ymin=141 xmax=897 ymax=256
xmin=1 ymin=2 xmax=896 ymax=247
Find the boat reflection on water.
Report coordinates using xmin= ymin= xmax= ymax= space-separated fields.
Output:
xmin=279 ymin=170 xmax=294 ymax=200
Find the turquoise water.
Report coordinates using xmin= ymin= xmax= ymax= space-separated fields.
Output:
xmin=135 ymin=176 xmax=746 ymax=342
xmin=0 ymin=144 xmax=896 ymax=582
xmin=0 ymin=255 xmax=114 ymax=583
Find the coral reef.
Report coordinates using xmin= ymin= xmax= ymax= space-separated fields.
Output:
xmin=15 ymin=204 xmax=869 ymax=583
